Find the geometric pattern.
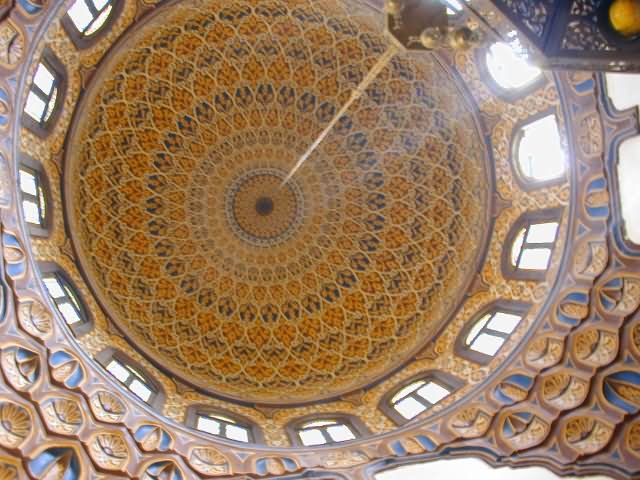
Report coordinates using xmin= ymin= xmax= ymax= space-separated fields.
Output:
xmin=66 ymin=0 xmax=491 ymax=403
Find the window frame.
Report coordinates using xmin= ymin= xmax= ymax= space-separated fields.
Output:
xmin=455 ymin=301 xmax=530 ymax=365
xmin=599 ymin=74 xmax=640 ymax=256
xmin=185 ymin=406 xmax=263 ymax=444
xmin=96 ymin=348 xmax=165 ymax=410
xmin=476 ymin=43 xmax=546 ymax=102
xmin=286 ymin=414 xmax=369 ymax=447
xmin=380 ymin=372 xmax=463 ymax=425
xmin=22 ymin=49 xmax=66 ymax=137
xmin=502 ymin=208 xmax=564 ymax=281
xmin=510 ymin=109 xmax=567 ymax=190
xmin=38 ymin=263 xmax=92 ymax=337
xmin=61 ymin=0 xmax=123 ymax=49
xmin=18 ymin=155 xmax=51 ymax=238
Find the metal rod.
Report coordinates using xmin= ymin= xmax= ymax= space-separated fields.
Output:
xmin=281 ymin=44 xmax=399 ymax=187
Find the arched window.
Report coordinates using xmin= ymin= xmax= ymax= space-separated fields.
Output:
xmin=23 ymin=51 xmax=65 ymax=135
xmin=514 ymin=114 xmax=566 ymax=184
xmin=616 ymin=135 xmax=640 ymax=246
xmin=485 ymin=42 xmax=542 ymax=93
xmin=456 ymin=302 xmax=529 ymax=364
xmin=381 ymin=373 xmax=463 ymax=424
xmin=40 ymin=266 xmax=91 ymax=336
xmin=18 ymin=158 xmax=49 ymax=236
xmin=287 ymin=415 xmax=368 ymax=447
xmin=63 ymin=0 xmax=120 ymax=48
xmin=186 ymin=407 xmax=261 ymax=443
xmin=96 ymin=349 xmax=163 ymax=408
xmin=444 ymin=0 xmax=467 ymax=16
xmin=506 ymin=210 xmax=562 ymax=280
xmin=604 ymin=74 xmax=640 ymax=250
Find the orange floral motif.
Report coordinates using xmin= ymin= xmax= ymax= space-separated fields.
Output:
xmin=68 ymin=0 xmax=490 ymax=403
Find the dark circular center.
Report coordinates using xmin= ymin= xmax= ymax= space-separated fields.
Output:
xmin=255 ymin=196 xmax=274 ymax=216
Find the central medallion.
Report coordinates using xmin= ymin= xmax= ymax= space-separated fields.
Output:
xmin=225 ymin=168 xmax=305 ymax=247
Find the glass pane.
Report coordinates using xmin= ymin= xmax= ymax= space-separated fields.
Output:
xmin=226 ymin=424 xmax=250 ymax=442
xmin=445 ymin=0 xmax=463 ymax=15
xmin=93 ymin=0 xmax=110 ymax=9
xmin=38 ymin=187 xmax=47 ymax=218
xmin=526 ymin=222 xmax=559 ymax=244
xmin=129 ymin=379 xmax=152 ymax=402
xmin=24 ymin=91 xmax=46 ymax=122
xmin=85 ymin=5 xmax=113 ymax=35
xmin=326 ymin=424 xmax=356 ymax=442
xmin=486 ymin=42 xmax=541 ymax=90
xmin=303 ymin=420 xmax=337 ymax=428
xmin=510 ymin=228 xmax=526 ymax=266
xmin=618 ymin=135 xmax=640 ymax=244
xmin=394 ymin=396 xmax=426 ymax=420
xmin=518 ymin=115 xmax=565 ymax=182
xmin=606 ymin=73 xmax=640 ymax=111
xmin=43 ymin=277 xmax=66 ymax=298
xmin=33 ymin=63 xmax=55 ymax=94
xmin=106 ymin=359 xmax=131 ymax=383
xmin=470 ymin=333 xmax=504 ymax=356
xmin=59 ymin=301 xmax=82 ymax=325
xmin=417 ymin=382 xmax=450 ymax=405
xmin=197 ymin=416 xmax=221 ymax=435
xmin=390 ymin=381 xmax=425 ymax=404
xmin=465 ymin=314 xmax=491 ymax=346
xmin=488 ymin=312 xmax=522 ymax=334
xmin=43 ymin=88 xmax=58 ymax=123
xmin=67 ymin=0 xmax=93 ymax=32
xmin=299 ymin=428 xmax=326 ymax=446
xmin=19 ymin=169 xmax=38 ymax=196
xmin=22 ymin=200 xmax=41 ymax=225
xmin=519 ymin=248 xmax=552 ymax=270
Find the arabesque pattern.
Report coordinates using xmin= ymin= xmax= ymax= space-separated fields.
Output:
xmin=1 ymin=0 xmax=639 ymax=478
xmin=66 ymin=0 xmax=490 ymax=403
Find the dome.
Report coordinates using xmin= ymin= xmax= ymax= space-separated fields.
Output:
xmin=2 ymin=0 xmax=639 ymax=478
xmin=65 ymin=0 xmax=491 ymax=404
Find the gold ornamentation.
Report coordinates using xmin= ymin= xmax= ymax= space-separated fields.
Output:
xmin=0 ymin=401 xmax=31 ymax=448
xmin=66 ymin=0 xmax=491 ymax=404
xmin=574 ymin=328 xmax=618 ymax=367
xmin=0 ymin=19 xmax=24 ymax=67
xmin=142 ymin=461 xmax=183 ymax=480
xmin=0 ymin=462 xmax=19 ymax=480
xmin=626 ymin=420 xmax=640 ymax=456
xmin=323 ymin=450 xmax=369 ymax=468
xmin=42 ymin=398 xmax=83 ymax=435
xmin=188 ymin=447 xmax=231 ymax=476
xmin=18 ymin=300 xmax=53 ymax=338
xmin=525 ymin=335 xmax=564 ymax=369
xmin=573 ymin=241 xmax=607 ymax=278
xmin=89 ymin=432 xmax=130 ymax=471
xmin=541 ymin=374 xmax=588 ymax=410
xmin=0 ymin=346 xmax=40 ymax=391
xmin=565 ymin=416 xmax=613 ymax=455
xmin=90 ymin=391 xmax=127 ymax=423
xmin=450 ymin=407 xmax=491 ymax=438
xmin=502 ymin=412 xmax=549 ymax=451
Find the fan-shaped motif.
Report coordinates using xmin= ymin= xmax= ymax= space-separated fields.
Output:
xmin=90 ymin=391 xmax=126 ymax=423
xmin=0 ymin=401 xmax=31 ymax=448
xmin=89 ymin=432 xmax=129 ymax=470
xmin=42 ymin=398 xmax=83 ymax=435
xmin=564 ymin=416 xmax=613 ymax=455
xmin=0 ymin=346 xmax=40 ymax=390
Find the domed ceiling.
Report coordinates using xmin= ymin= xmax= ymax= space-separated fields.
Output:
xmin=7 ymin=0 xmax=640 ymax=476
xmin=66 ymin=0 xmax=491 ymax=403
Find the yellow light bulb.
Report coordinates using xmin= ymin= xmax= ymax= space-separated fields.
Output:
xmin=609 ymin=0 xmax=640 ymax=37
